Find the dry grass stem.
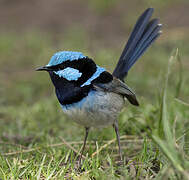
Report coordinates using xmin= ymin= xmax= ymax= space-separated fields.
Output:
xmin=59 ymin=136 xmax=86 ymax=159
xmin=1 ymin=135 xmax=143 ymax=157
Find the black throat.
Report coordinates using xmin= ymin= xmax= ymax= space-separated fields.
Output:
xmin=48 ymin=71 xmax=92 ymax=106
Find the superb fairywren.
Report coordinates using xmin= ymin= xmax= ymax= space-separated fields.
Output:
xmin=36 ymin=8 xmax=161 ymax=162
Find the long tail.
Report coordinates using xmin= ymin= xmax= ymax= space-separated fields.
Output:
xmin=113 ymin=8 xmax=162 ymax=81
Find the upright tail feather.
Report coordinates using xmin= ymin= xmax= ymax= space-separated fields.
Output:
xmin=113 ymin=8 xmax=162 ymax=81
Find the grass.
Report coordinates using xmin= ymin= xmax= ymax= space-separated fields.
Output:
xmin=0 ymin=28 xmax=189 ymax=179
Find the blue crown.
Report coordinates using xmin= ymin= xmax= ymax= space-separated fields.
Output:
xmin=47 ymin=51 xmax=86 ymax=66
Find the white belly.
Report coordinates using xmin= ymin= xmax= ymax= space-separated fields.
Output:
xmin=61 ymin=90 xmax=124 ymax=128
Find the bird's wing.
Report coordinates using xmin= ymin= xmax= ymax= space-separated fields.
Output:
xmin=113 ymin=8 xmax=162 ymax=81
xmin=92 ymin=73 xmax=139 ymax=106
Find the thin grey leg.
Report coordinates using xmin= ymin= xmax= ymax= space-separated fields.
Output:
xmin=79 ymin=127 xmax=90 ymax=165
xmin=113 ymin=120 xmax=123 ymax=161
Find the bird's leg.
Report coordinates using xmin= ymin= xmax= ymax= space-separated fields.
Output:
xmin=78 ymin=127 xmax=90 ymax=165
xmin=113 ymin=120 xmax=123 ymax=161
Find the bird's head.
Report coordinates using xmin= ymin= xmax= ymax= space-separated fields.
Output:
xmin=36 ymin=51 xmax=85 ymax=79
xmin=36 ymin=51 xmax=104 ymax=88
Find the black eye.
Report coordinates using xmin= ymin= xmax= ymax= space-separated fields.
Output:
xmin=52 ymin=63 xmax=65 ymax=71
xmin=57 ymin=63 xmax=66 ymax=70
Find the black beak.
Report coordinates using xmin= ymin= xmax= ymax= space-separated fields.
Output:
xmin=35 ymin=66 xmax=54 ymax=71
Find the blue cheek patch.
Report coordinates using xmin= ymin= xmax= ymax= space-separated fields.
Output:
xmin=47 ymin=51 xmax=86 ymax=66
xmin=81 ymin=66 xmax=105 ymax=87
xmin=54 ymin=67 xmax=82 ymax=81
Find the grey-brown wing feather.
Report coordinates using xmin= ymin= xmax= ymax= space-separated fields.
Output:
xmin=93 ymin=77 xmax=139 ymax=106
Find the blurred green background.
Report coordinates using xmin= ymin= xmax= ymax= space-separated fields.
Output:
xmin=0 ymin=0 xmax=189 ymax=179
xmin=0 ymin=0 xmax=189 ymax=105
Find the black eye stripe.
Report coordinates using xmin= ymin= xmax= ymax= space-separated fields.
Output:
xmin=51 ymin=57 xmax=97 ymax=86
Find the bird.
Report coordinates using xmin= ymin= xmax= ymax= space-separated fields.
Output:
xmin=36 ymin=8 xmax=162 ymax=163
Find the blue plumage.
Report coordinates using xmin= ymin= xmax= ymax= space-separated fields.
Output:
xmin=36 ymin=8 xmax=162 ymax=163
xmin=54 ymin=67 xmax=82 ymax=81
xmin=61 ymin=90 xmax=95 ymax=110
xmin=113 ymin=8 xmax=161 ymax=81
xmin=47 ymin=51 xmax=86 ymax=66
xmin=127 ymin=21 xmax=161 ymax=70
